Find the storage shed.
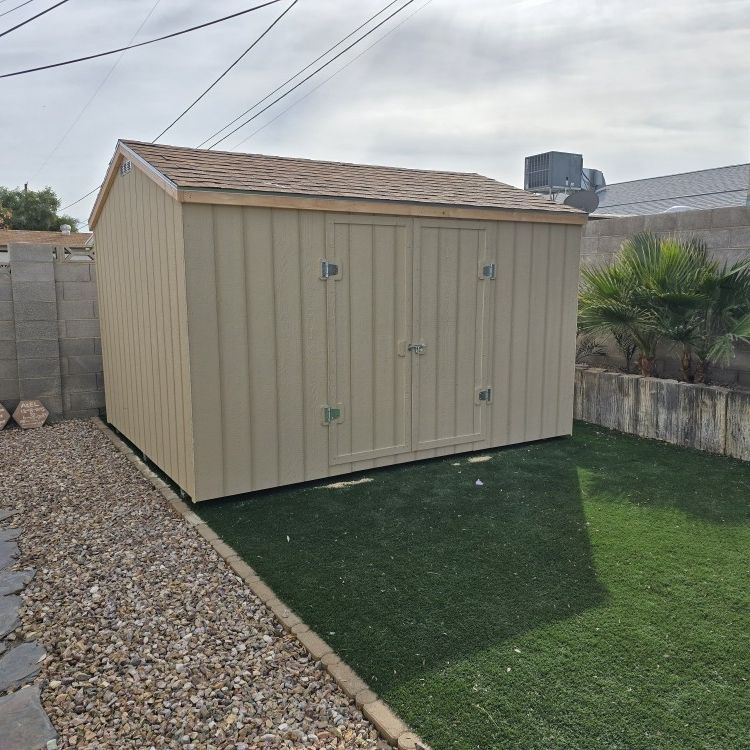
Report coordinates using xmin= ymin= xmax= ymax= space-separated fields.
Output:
xmin=90 ymin=140 xmax=586 ymax=502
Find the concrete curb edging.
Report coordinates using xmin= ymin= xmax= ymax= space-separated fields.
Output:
xmin=90 ymin=418 xmax=430 ymax=750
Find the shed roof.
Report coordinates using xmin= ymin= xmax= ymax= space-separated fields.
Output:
xmin=0 ymin=228 xmax=93 ymax=247
xmin=116 ymin=140 xmax=583 ymax=216
xmin=593 ymin=163 xmax=750 ymax=216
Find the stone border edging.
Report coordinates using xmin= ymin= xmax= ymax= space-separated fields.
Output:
xmin=90 ymin=418 xmax=429 ymax=750
xmin=573 ymin=366 xmax=750 ymax=460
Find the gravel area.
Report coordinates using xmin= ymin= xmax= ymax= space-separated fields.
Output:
xmin=1 ymin=420 xmax=382 ymax=750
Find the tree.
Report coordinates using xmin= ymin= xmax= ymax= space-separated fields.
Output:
xmin=578 ymin=235 xmax=662 ymax=376
xmin=578 ymin=231 xmax=750 ymax=381
xmin=0 ymin=186 xmax=79 ymax=232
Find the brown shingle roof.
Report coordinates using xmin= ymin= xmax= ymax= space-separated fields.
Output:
xmin=0 ymin=229 xmax=93 ymax=247
xmin=122 ymin=140 xmax=581 ymax=215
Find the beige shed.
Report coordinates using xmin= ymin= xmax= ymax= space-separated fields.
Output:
xmin=90 ymin=140 xmax=586 ymax=502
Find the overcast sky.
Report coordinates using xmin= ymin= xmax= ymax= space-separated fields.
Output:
xmin=1 ymin=0 xmax=748 ymax=227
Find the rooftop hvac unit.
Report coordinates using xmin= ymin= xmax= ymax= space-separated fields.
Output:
xmin=524 ymin=151 xmax=583 ymax=194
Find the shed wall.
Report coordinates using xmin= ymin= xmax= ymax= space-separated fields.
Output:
xmin=95 ymin=165 xmax=195 ymax=495
xmin=182 ymin=204 xmax=581 ymax=501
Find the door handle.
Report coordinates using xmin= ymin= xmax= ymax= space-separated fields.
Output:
xmin=407 ymin=342 xmax=427 ymax=354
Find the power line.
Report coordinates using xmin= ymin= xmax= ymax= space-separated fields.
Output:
xmin=0 ymin=0 xmax=35 ymax=19
xmin=0 ymin=0 xmax=283 ymax=78
xmin=0 ymin=0 xmax=69 ymax=39
xmin=206 ymin=0 xmax=418 ymax=149
xmin=153 ymin=0 xmax=299 ymax=143
xmin=60 ymin=183 xmax=101 ymax=212
xmin=232 ymin=0 xmax=435 ymax=150
xmin=29 ymin=0 xmax=164 ymax=184
xmin=196 ymin=0 xmax=403 ymax=148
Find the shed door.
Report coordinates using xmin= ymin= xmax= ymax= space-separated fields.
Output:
xmin=325 ymin=216 xmax=412 ymax=465
xmin=411 ymin=220 xmax=495 ymax=450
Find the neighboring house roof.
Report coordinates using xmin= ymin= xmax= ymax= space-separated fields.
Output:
xmin=114 ymin=139 xmax=582 ymax=217
xmin=593 ymin=163 xmax=750 ymax=216
xmin=0 ymin=229 xmax=93 ymax=247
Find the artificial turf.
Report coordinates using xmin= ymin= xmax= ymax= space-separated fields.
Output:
xmin=195 ymin=422 xmax=750 ymax=750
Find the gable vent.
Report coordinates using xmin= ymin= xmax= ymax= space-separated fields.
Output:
xmin=120 ymin=160 xmax=132 ymax=176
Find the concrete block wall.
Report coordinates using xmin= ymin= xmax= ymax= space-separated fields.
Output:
xmin=581 ymin=206 xmax=750 ymax=386
xmin=0 ymin=243 xmax=104 ymax=421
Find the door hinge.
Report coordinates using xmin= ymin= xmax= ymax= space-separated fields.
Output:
xmin=320 ymin=259 xmax=340 ymax=279
xmin=478 ymin=387 xmax=493 ymax=403
xmin=322 ymin=405 xmax=342 ymax=424
xmin=480 ymin=262 xmax=496 ymax=280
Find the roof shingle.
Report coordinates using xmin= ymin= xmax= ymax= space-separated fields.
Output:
xmin=0 ymin=229 xmax=93 ymax=247
xmin=121 ymin=140 xmax=581 ymax=215
xmin=594 ymin=164 xmax=750 ymax=216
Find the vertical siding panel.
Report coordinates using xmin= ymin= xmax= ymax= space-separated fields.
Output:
xmin=541 ymin=226 xmax=565 ymax=437
xmin=182 ymin=204 xmax=224 ymax=499
xmin=213 ymin=206 xmax=253 ymax=494
xmin=172 ymin=199 xmax=194 ymax=496
xmin=95 ymin=165 xmax=193 ymax=496
xmin=348 ymin=223 xmax=375 ymax=459
xmin=299 ymin=212 xmax=329 ymax=479
xmin=373 ymin=224 xmax=397 ymax=467
xmin=163 ymin=194 xmax=184 ymax=486
xmin=489 ymin=221 xmax=515 ymax=445
xmin=272 ymin=210 xmax=305 ymax=485
xmin=557 ymin=225 xmax=582 ymax=434
xmin=416 ymin=226 xmax=439 ymax=447
xmin=126 ymin=169 xmax=146 ymax=448
xmin=508 ymin=223 xmax=533 ymax=443
xmin=244 ymin=208 xmax=279 ymax=488
xmin=436 ymin=228 xmax=458 ymax=442
xmin=154 ymin=186 xmax=176 ymax=476
xmin=145 ymin=179 xmax=166 ymax=469
xmin=455 ymin=228 xmax=478 ymax=439
xmin=333 ymin=222 xmax=352 ymax=465
xmin=524 ymin=224 xmax=550 ymax=440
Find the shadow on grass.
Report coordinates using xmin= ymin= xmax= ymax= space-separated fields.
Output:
xmin=571 ymin=422 xmax=750 ymax=524
xmin=196 ymin=435 xmax=608 ymax=694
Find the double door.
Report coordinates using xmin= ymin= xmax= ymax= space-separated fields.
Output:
xmin=325 ymin=215 xmax=495 ymax=465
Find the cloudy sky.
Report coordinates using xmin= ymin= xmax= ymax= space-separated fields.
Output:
xmin=1 ymin=0 xmax=749 ymax=227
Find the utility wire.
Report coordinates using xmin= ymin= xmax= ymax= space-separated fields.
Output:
xmin=30 ymin=0 xmax=164 ymax=183
xmin=206 ymin=0 xmax=418 ymax=149
xmin=232 ymin=0 xmax=434 ymax=150
xmin=153 ymin=0 xmax=298 ymax=142
xmin=197 ymin=0 xmax=403 ymax=148
xmin=0 ymin=0 xmax=68 ymax=39
xmin=0 ymin=0 xmax=35 ymax=19
xmin=0 ymin=0 xmax=283 ymax=78
xmin=60 ymin=183 xmax=100 ymax=212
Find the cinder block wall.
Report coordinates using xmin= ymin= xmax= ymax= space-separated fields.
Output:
xmin=581 ymin=206 xmax=750 ymax=386
xmin=0 ymin=243 xmax=104 ymax=421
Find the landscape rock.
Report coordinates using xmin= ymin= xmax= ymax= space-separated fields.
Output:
xmin=0 ymin=640 xmax=46 ymax=692
xmin=0 ymin=594 xmax=21 ymax=639
xmin=0 ymin=568 xmax=35 ymax=596
xmin=0 ymin=686 xmax=57 ymax=749
xmin=0 ymin=421 xmax=380 ymax=748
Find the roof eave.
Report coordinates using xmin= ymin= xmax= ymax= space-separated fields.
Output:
xmin=176 ymin=186 xmax=587 ymax=225
xmin=89 ymin=141 xmax=179 ymax=229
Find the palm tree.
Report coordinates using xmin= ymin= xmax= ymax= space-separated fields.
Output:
xmin=684 ymin=259 xmax=750 ymax=382
xmin=578 ymin=231 xmax=750 ymax=381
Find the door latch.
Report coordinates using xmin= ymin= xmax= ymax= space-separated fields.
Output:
xmin=407 ymin=342 xmax=427 ymax=354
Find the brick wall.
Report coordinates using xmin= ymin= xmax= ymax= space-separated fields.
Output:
xmin=580 ymin=206 xmax=750 ymax=386
xmin=0 ymin=243 xmax=104 ymax=421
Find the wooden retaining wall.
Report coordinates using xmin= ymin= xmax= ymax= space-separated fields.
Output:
xmin=574 ymin=366 xmax=750 ymax=461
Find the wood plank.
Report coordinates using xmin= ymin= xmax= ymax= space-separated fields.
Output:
xmin=178 ymin=189 xmax=588 ymax=226
xmin=244 ymin=208 xmax=280 ymax=489
xmin=213 ymin=205 xmax=253 ymax=493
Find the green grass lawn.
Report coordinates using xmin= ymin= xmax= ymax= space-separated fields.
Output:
xmin=196 ymin=422 xmax=750 ymax=750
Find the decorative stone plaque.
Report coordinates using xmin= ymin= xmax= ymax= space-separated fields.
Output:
xmin=12 ymin=400 xmax=49 ymax=430
xmin=0 ymin=404 xmax=9 ymax=430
